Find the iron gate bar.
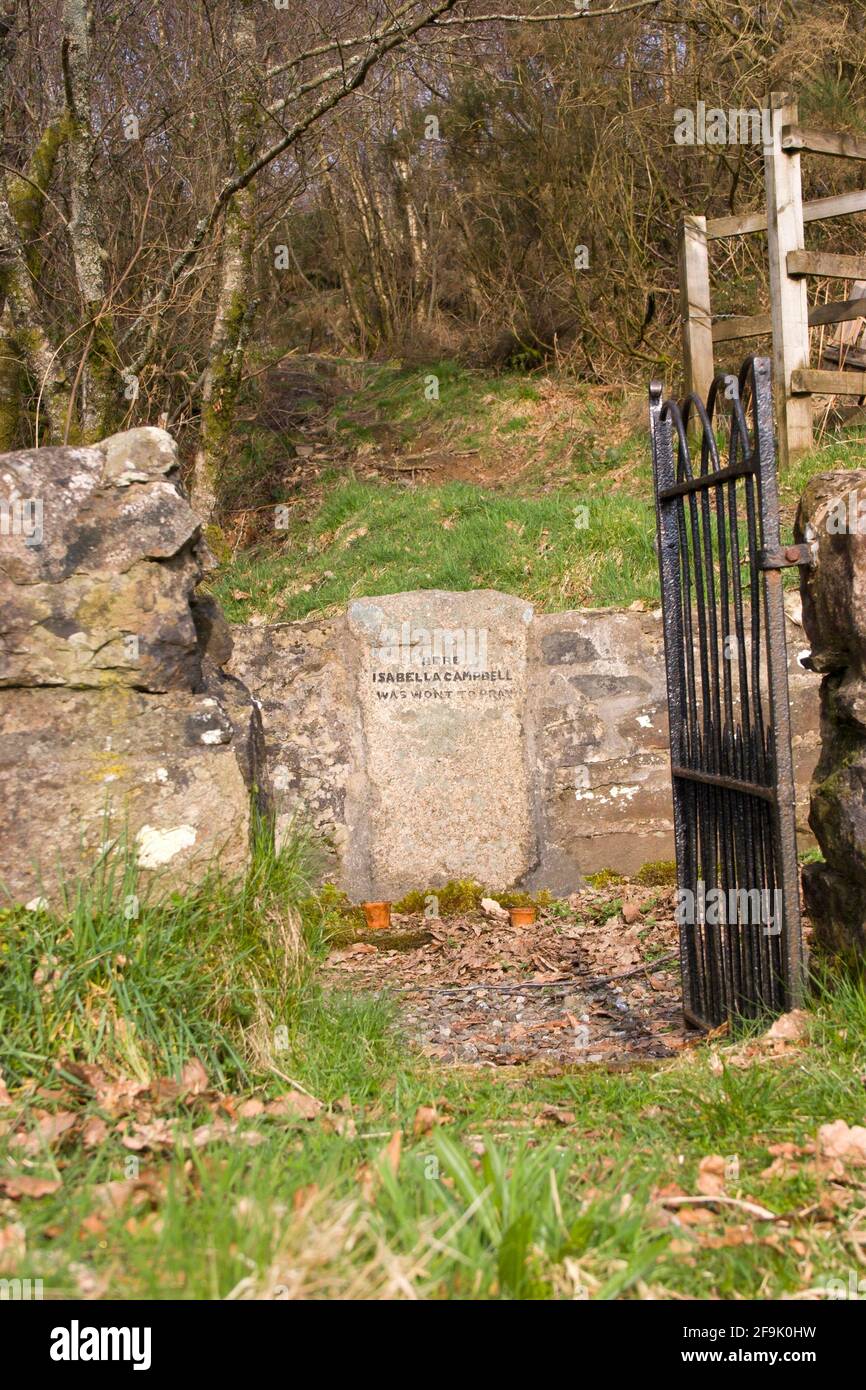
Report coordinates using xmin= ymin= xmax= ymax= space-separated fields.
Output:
xmin=649 ymin=356 xmax=805 ymax=1030
xmin=657 ymin=459 xmax=756 ymax=500
xmin=669 ymin=766 xmax=778 ymax=803
xmin=759 ymin=543 xmax=812 ymax=569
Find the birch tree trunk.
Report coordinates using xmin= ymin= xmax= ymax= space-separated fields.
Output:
xmin=324 ymin=178 xmax=370 ymax=352
xmin=0 ymin=191 xmax=73 ymax=443
xmin=0 ymin=115 xmax=69 ymax=448
xmin=189 ymin=0 xmax=260 ymax=522
xmin=392 ymin=67 xmax=428 ymax=323
xmin=62 ymin=0 xmax=115 ymax=440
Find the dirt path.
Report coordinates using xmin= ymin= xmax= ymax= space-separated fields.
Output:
xmin=322 ymin=881 xmax=692 ymax=1069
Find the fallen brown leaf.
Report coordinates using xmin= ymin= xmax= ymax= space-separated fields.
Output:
xmin=697 ymin=1155 xmax=728 ymax=1198
xmin=540 ymin=1105 xmax=576 ymax=1126
xmin=676 ymin=1205 xmax=717 ymax=1225
xmin=323 ymin=1112 xmax=357 ymax=1139
xmin=382 ymin=1129 xmax=402 ymax=1177
xmin=79 ymin=1213 xmax=107 ymax=1239
xmin=267 ymin=1091 xmax=322 ymax=1120
xmin=91 ymin=1174 xmax=164 ymax=1212
xmin=356 ymin=1162 xmax=376 ymax=1203
xmin=150 ymin=1078 xmax=183 ymax=1107
xmin=818 ymin=1119 xmax=866 ymax=1166
xmin=766 ymin=1010 xmax=809 ymax=1044
xmin=9 ymin=1110 xmax=77 ymax=1153
xmin=0 ymin=1221 xmax=25 ymax=1270
xmin=413 ymin=1105 xmax=438 ymax=1137
xmin=292 ymin=1183 xmax=319 ymax=1212
xmin=93 ymin=1077 xmax=150 ymax=1117
xmin=700 ymin=1225 xmax=757 ymax=1249
xmin=0 ymin=1175 xmax=61 ymax=1199
xmin=81 ymin=1115 xmax=109 ymax=1149
xmin=189 ymin=1119 xmax=233 ymax=1148
xmin=60 ymin=1059 xmax=108 ymax=1090
xmin=760 ymin=1140 xmax=813 ymax=1180
xmin=121 ymin=1119 xmax=176 ymax=1152
xmin=181 ymin=1058 xmax=209 ymax=1096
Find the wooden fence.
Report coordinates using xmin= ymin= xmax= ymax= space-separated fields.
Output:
xmin=679 ymin=91 xmax=866 ymax=469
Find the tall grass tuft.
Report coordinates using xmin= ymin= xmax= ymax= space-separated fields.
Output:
xmin=0 ymin=819 xmax=323 ymax=1090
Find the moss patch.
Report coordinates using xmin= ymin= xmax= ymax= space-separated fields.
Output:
xmin=634 ymin=860 xmax=677 ymax=887
xmin=585 ymin=869 xmax=626 ymax=889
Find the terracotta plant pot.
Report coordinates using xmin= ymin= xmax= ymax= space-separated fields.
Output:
xmin=509 ymin=905 xmax=537 ymax=928
xmin=363 ymin=901 xmax=391 ymax=931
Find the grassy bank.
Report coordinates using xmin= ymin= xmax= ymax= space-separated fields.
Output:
xmin=213 ymin=361 xmax=866 ymax=625
xmin=213 ymin=477 xmax=658 ymax=622
xmin=2 ymin=844 xmax=866 ymax=1300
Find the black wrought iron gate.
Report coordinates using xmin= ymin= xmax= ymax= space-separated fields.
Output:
xmin=649 ymin=357 xmax=805 ymax=1030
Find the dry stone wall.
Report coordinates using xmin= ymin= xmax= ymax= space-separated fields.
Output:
xmin=229 ymin=590 xmax=820 ymax=898
xmin=0 ymin=419 xmax=823 ymax=909
xmin=797 ymin=470 xmax=866 ymax=956
xmin=0 ymin=429 xmax=270 ymax=905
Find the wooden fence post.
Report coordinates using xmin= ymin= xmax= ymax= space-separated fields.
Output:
xmin=678 ymin=214 xmax=714 ymax=400
xmin=764 ymin=91 xmax=812 ymax=469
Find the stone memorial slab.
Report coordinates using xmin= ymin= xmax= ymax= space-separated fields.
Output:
xmin=344 ymin=590 xmax=536 ymax=899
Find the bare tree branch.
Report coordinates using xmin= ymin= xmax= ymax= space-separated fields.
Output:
xmin=123 ymin=0 xmax=461 ymax=373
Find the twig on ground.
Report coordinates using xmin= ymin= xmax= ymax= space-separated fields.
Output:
xmin=267 ymin=1064 xmax=321 ymax=1103
xmin=406 ymin=951 xmax=678 ymax=998
xmin=658 ymin=1194 xmax=778 ymax=1221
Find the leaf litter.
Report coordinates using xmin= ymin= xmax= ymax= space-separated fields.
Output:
xmin=322 ymin=878 xmax=688 ymax=1068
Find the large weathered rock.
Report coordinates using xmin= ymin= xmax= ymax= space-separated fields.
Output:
xmin=0 ymin=427 xmax=268 ymax=904
xmin=798 ymin=471 xmax=866 ymax=677
xmin=0 ymin=673 xmax=267 ymax=904
xmin=526 ymin=608 xmax=672 ymax=881
xmin=228 ymin=616 xmax=356 ymax=875
xmin=228 ymin=592 xmax=820 ymax=896
xmin=796 ymin=471 xmax=866 ymax=955
xmin=0 ymin=427 xmax=206 ymax=691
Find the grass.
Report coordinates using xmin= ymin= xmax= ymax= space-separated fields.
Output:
xmin=328 ymin=359 xmax=544 ymax=452
xmin=0 ymin=821 xmax=323 ymax=1091
xmin=212 ymin=477 xmax=658 ymax=621
xmin=3 ymin=842 xmax=866 ymax=1300
xmin=213 ymin=359 xmax=866 ymax=625
xmin=781 ymin=429 xmax=866 ymax=517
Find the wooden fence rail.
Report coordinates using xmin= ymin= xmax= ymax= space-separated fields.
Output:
xmin=679 ymin=91 xmax=866 ymax=468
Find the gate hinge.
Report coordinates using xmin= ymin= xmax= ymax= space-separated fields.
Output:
xmin=758 ymin=543 xmax=813 ymax=570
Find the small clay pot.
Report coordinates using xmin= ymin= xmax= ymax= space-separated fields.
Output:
xmin=509 ymin=905 xmax=537 ymax=928
xmin=363 ymin=901 xmax=391 ymax=931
